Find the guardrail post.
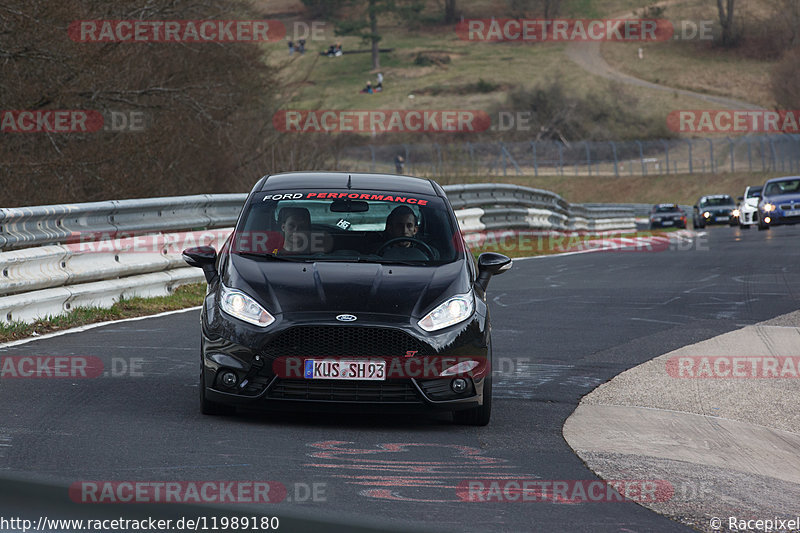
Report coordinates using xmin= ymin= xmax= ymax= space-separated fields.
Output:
xmin=610 ymin=141 xmax=619 ymax=177
xmin=557 ymin=142 xmax=564 ymax=176
xmin=686 ymin=139 xmax=693 ymax=174
xmin=661 ymin=140 xmax=669 ymax=175
xmin=636 ymin=140 xmax=646 ymax=175
xmin=368 ymin=145 xmax=376 ymax=172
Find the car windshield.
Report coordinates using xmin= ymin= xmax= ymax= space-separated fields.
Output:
xmin=232 ymin=190 xmax=461 ymax=265
xmin=764 ymin=179 xmax=800 ymax=196
xmin=746 ymin=187 xmax=762 ymax=199
xmin=700 ymin=196 xmax=734 ymax=207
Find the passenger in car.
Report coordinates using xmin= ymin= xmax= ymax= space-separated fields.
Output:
xmin=382 ymin=206 xmax=418 ymax=248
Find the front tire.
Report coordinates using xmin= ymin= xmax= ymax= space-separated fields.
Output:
xmin=757 ymin=213 xmax=770 ymax=231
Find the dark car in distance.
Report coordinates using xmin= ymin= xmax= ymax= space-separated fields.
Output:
xmin=692 ymin=195 xmax=737 ymax=229
xmin=183 ymin=172 xmax=511 ymax=426
xmin=757 ymin=176 xmax=800 ymax=230
xmin=649 ymin=204 xmax=687 ymax=229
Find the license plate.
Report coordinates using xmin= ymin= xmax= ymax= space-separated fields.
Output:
xmin=661 ymin=220 xmax=673 ymax=226
xmin=715 ymin=216 xmax=729 ymax=222
xmin=304 ymin=359 xmax=386 ymax=380
xmin=785 ymin=209 xmax=800 ymax=217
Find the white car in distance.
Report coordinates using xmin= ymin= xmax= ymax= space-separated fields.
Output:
xmin=737 ymin=185 xmax=763 ymax=229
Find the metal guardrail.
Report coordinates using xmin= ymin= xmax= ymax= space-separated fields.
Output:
xmin=0 ymin=194 xmax=245 ymax=251
xmin=0 ymin=183 xmax=635 ymax=324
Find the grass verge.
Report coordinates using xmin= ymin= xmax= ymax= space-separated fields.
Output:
xmin=470 ymin=228 xmax=678 ymax=259
xmin=0 ymin=283 xmax=206 ymax=344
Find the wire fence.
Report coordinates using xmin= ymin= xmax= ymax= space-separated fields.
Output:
xmin=334 ymin=135 xmax=800 ymax=178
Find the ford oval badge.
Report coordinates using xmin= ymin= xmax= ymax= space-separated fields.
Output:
xmin=336 ymin=314 xmax=357 ymax=322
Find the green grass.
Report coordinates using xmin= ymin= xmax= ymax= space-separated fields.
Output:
xmin=469 ymin=228 xmax=677 ymax=259
xmin=599 ymin=0 xmax=779 ymax=108
xmin=429 ymin=170 xmax=782 ymax=206
xmin=0 ymin=283 xmax=206 ymax=344
xmin=261 ymin=0 xmax=783 ymax=143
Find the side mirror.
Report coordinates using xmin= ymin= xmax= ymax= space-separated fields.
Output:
xmin=183 ymin=246 xmax=218 ymax=284
xmin=476 ymin=252 xmax=512 ymax=292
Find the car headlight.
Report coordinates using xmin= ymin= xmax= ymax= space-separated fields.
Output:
xmin=220 ymin=285 xmax=275 ymax=327
xmin=703 ymin=211 xmax=711 ymax=218
xmin=763 ymin=203 xmax=775 ymax=212
xmin=732 ymin=209 xmax=740 ymax=217
xmin=418 ymin=293 xmax=474 ymax=332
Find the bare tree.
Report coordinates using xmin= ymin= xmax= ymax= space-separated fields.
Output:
xmin=444 ymin=0 xmax=457 ymax=24
xmin=0 ymin=0 xmax=342 ymax=207
xmin=716 ymin=0 xmax=737 ymax=46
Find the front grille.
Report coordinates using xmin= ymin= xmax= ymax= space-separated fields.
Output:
xmin=262 ymin=326 xmax=432 ymax=359
xmin=780 ymin=204 xmax=797 ymax=211
xmin=268 ymin=379 xmax=421 ymax=403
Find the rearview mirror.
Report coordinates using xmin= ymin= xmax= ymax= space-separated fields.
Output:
xmin=476 ymin=252 xmax=512 ymax=292
xmin=183 ymin=246 xmax=218 ymax=283
xmin=330 ymin=199 xmax=369 ymax=212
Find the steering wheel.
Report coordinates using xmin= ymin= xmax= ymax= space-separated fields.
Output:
xmin=376 ymin=237 xmax=435 ymax=259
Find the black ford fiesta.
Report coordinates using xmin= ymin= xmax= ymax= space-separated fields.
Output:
xmin=183 ymin=172 xmax=511 ymax=425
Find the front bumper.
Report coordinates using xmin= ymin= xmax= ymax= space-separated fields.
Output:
xmin=649 ymin=217 xmax=686 ymax=228
xmin=199 ymin=307 xmax=490 ymax=412
xmin=739 ymin=206 xmax=758 ymax=225
xmin=759 ymin=209 xmax=800 ymax=226
xmin=699 ymin=211 xmax=734 ymax=225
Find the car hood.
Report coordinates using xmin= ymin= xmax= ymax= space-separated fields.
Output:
xmin=223 ymin=254 xmax=471 ymax=318
xmin=763 ymin=193 xmax=800 ymax=205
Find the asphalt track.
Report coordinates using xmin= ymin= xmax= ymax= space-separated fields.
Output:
xmin=1 ymin=224 xmax=798 ymax=532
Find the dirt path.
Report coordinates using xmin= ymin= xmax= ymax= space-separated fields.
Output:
xmin=564 ymin=1 xmax=765 ymax=111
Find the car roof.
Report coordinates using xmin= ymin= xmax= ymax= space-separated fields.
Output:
xmin=259 ymin=171 xmax=440 ymax=196
xmin=764 ymin=176 xmax=800 ymax=185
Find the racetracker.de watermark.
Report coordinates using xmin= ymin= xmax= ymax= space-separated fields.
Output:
xmin=456 ymin=479 xmax=674 ymax=503
xmin=666 ymin=356 xmax=800 ymax=378
xmin=273 ymin=110 xmax=491 ymax=133
xmin=70 ymin=481 xmax=287 ymax=504
xmin=455 ymin=19 xmax=712 ymax=42
xmin=69 ymin=20 xmax=285 ymax=42
xmin=668 ymin=110 xmax=800 ymax=134
xmin=0 ymin=356 xmax=144 ymax=379
xmin=1 ymin=110 xmax=147 ymax=133
xmin=464 ymin=230 xmax=704 ymax=255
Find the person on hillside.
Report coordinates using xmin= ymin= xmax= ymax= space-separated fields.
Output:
xmin=360 ymin=81 xmax=373 ymax=94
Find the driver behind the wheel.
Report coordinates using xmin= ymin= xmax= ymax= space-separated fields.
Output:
xmin=383 ymin=206 xmax=418 ymax=248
